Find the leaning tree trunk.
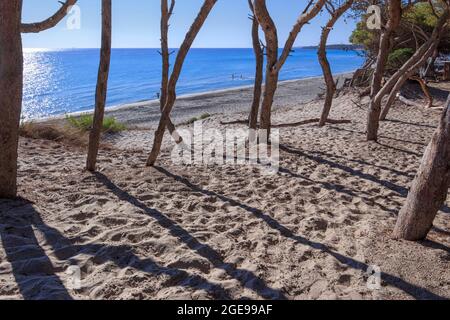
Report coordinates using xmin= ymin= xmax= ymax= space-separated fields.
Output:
xmin=379 ymin=7 xmax=448 ymax=120
xmin=379 ymin=45 xmax=437 ymax=120
xmin=393 ymin=95 xmax=450 ymax=241
xmin=160 ymin=0 xmax=181 ymax=142
xmin=0 ymin=0 xmax=23 ymax=199
xmin=318 ymin=0 xmax=353 ymax=127
xmin=248 ymin=0 xmax=264 ymax=132
xmin=380 ymin=76 xmax=434 ymax=121
xmin=146 ymin=0 xmax=218 ymax=166
xmin=379 ymin=77 xmax=407 ymax=121
xmin=366 ymin=0 xmax=402 ymax=141
xmin=86 ymin=0 xmax=112 ymax=172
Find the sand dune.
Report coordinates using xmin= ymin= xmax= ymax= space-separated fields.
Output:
xmin=1 ymin=92 xmax=449 ymax=300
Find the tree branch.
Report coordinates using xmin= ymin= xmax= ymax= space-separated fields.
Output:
xmin=275 ymin=0 xmax=326 ymax=71
xmin=21 ymin=0 xmax=78 ymax=33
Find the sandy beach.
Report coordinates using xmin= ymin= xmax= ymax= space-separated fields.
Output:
xmin=43 ymin=73 xmax=353 ymax=129
xmin=1 ymin=78 xmax=449 ymax=299
xmin=3 ymin=0 xmax=450 ymax=305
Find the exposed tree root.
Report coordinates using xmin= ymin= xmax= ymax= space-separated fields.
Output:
xmin=396 ymin=95 xmax=443 ymax=110
xmin=220 ymin=118 xmax=351 ymax=127
xmin=220 ymin=119 xmax=249 ymax=125
xmin=272 ymin=118 xmax=351 ymax=128
xmin=398 ymin=95 xmax=423 ymax=108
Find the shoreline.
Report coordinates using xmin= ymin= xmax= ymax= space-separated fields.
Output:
xmin=39 ymin=72 xmax=354 ymax=128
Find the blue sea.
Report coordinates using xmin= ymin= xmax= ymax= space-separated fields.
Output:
xmin=23 ymin=48 xmax=364 ymax=120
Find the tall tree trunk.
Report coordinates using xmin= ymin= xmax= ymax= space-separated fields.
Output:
xmin=3 ymin=0 xmax=81 ymax=194
xmin=383 ymin=76 xmax=434 ymax=116
xmin=0 ymin=0 xmax=23 ymax=199
xmin=160 ymin=0 xmax=181 ymax=142
xmin=254 ymin=0 xmax=278 ymax=133
xmin=393 ymin=95 xmax=450 ymax=241
xmin=254 ymin=0 xmax=326 ymax=131
xmin=248 ymin=0 xmax=263 ymax=132
xmin=146 ymin=0 xmax=218 ymax=166
xmin=259 ymin=72 xmax=279 ymax=133
xmin=86 ymin=0 xmax=112 ymax=172
xmin=366 ymin=0 xmax=402 ymax=141
xmin=318 ymin=0 xmax=353 ymax=127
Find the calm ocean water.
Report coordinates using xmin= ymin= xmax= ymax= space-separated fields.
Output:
xmin=23 ymin=48 xmax=364 ymax=120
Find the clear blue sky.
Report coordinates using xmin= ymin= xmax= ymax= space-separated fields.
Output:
xmin=22 ymin=0 xmax=357 ymax=48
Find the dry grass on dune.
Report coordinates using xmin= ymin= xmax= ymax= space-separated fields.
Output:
xmin=19 ymin=122 xmax=89 ymax=147
xmin=19 ymin=120 xmax=119 ymax=150
xmin=0 ymin=93 xmax=449 ymax=300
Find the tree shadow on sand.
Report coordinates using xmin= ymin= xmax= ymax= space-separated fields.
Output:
xmin=375 ymin=143 xmax=423 ymax=158
xmin=94 ymin=172 xmax=287 ymax=300
xmin=279 ymin=144 xmax=450 ymax=236
xmin=280 ymin=144 xmax=410 ymax=197
xmin=328 ymin=126 xmax=431 ymax=147
xmin=154 ymin=166 xmax=448 ymax=300
xmin=420 ymin=239 xmax=450 ymax=255
xmin=277 ymin=166 xmax=400 ymax=216
xmin=0 ymin=198 xmax=232 ymax=300
xmin=382 ymin=119 xmax=437 ymax=129
xmin=0 ymin=204 xmax=72 ymax=300
xmin=280 ymin=144 xmax=450 ymax=215
xmin=302 ymin=148 xmax=416 ymax=179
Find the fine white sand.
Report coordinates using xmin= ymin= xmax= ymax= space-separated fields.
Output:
xmin=1 ymin=87 xmax=449 ymax=300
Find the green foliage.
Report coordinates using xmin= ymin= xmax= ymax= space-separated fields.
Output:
xmin=350 ymin=2 xmax=449 ymax=57
xmin=404 ymin=2 xmax=439 ymax=29
xmin=66 ymin=114 xmax=92 ymax=131
xmin=199 ymin=113 xmax=211 ymax=120
xmin=349 ymin=21 xmax=375 ymax=49
xmin=66 ymin=114 xmax=126 ymax=133
xmin=387 ymin=48 xmax=414 ymax=70
xmin=102 ymin=116 xmax=126 ymax=132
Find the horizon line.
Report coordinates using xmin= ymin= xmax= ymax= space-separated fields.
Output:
xmin=23 ymin=43 xmax=355 ymax=50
